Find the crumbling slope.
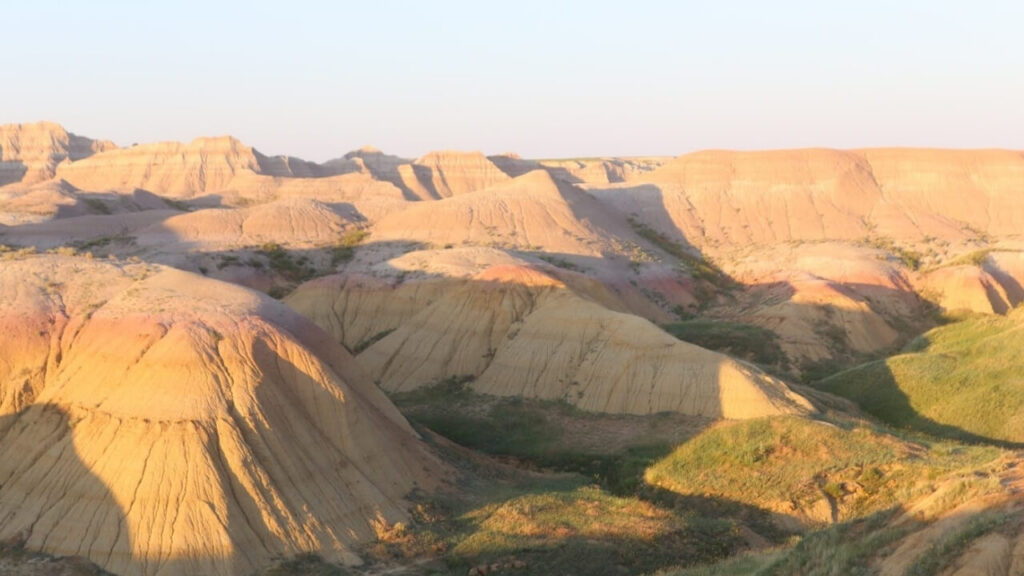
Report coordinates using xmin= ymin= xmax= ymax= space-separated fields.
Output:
xmin=0 ymin=256 xmax=446 ymax=576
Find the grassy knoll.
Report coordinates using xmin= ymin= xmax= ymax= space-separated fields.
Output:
xmin=818 ymin=309 xmax=1024 ymax=445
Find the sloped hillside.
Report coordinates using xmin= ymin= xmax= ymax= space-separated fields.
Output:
xmin=0 ymin=256 xmax=447 ymax=576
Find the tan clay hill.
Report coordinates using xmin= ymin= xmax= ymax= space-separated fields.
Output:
xmin=135 ymin=197 xmax=360 ymax=250
xmin=54 ymin=135 xmax=277 ymax=198
xmin=0 ymin=255 xmax=447 ymax=576
xmin=286 ymin=248 xmax=813 ymax=418
xmin=5 ymin=122 xmax=1024 ymax=372
xmin=0 ymin=122 xmax=115 ymax=187
xmin=405 ymin=150 xmax=511 ymax=198
xmin=370 ymin=169 xmax=640 ymax=257
xmin=7 ymin=122 xmax=1024 ymax=574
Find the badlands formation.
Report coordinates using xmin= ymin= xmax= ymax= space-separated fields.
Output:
xmin=1 ymin=121 xmax=1024 ymax=574
xmin=0 ymin=256 xmax=446 ymax=576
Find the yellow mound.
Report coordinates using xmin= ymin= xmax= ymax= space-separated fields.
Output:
xmin=288 ymin=263 xmax=813 ymax=418
xmin=919 ymin=265 xmax=1011 ymax=314
xmin=0 ymin=256 xmax=446 ymax=576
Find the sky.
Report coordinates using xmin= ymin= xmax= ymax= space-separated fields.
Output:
xmin=3 ymin=0 xmax=1023 ymax=161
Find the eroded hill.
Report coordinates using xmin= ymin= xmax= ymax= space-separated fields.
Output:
xmin=0 ymin=255 xmax=448 ymax=576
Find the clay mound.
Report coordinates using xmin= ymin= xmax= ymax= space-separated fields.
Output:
xmin=339 ymin=147 xmax=409 ymax=189
xmin=410 ymin=150 xmax=512 ymax=198
xmin=136 ymin=198 xmax=357 ymax=250
xmin=55 ymin=136 xmax=262 ymax=198
xmin=371 ymin=170 xmax=632 ymax=256
xmin=0 ymin=122 xmax=115 ymax=187
xmin=0 ymin=180 xmax=183 ymax=226
xmin=288 ymin=262 xmax=813 ymax=418
xmin=911 ymin=250 xmax=1024 ymax=316
xmin=722 ymin=243 xmax=923 ymax=363
xmin=0 ymin=179 xmax=82 ymax=224
xmin=0 ymin=256 xmax=446 ymax=576
xmin=918 ymin=264 xmax=1012 ymax=314
xmin=285 ymin=247 xmax=629 ymax=352
xmin=4 ymin=209 xmax=179 ymax=249
xmin=257 ymin=171 xmax=410 ymax=221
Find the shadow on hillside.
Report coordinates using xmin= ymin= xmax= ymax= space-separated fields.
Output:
xmin=408 ymin=426 xmax=786 ymax=576
xmin=987 ymin=261 xmax=1024 ymax=305
xmin=818 ymin=354 xmax=1024 ymax=449
xmin=0 ymin=159 xmax=28 ymax=187
xmin=0 ymin=404 xmax=130 ymax=573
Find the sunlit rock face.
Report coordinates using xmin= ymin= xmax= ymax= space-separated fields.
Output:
xmin=0 ymin=256 xmax=447 ymax=576
xmin=594 ymin=148 xmax=1024 ymax=249
xmin=0 ymin=121 xmax=115 ymax=186
xmin=54 ymin=136 xmax=262 ymax=198
xmin=410 ymin=150 xmax=512 ymax=198
xmin=287 ymin=255 xmax=814 ymax=419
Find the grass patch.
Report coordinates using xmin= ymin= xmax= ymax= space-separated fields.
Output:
xmin=256 ymin=553 xmax=353 ymax=575
xmin=537 ymin=254 xmax=581 ymax=272
xmin=69 ymin=229 xmax=135 ymax=255
xmin=83 ymin=197 xmax=112 ymax=215
xmin=329 ymin=229 xmax=370 ymax=266
xmin=902 ymin=511 xmax=1011 ymax=576
xmin=819 ymin=309 xmax=1024 ymax=445
xmin=758 ymin=510 xmax=912 ymax=576
xmin=393 ymin=383 xmax=688 ymax=496
xmin=258 ymin=243 xmax=317 ymax=283
xmin=645 ymin=416 xmax=1003 ymax=523
xmin=945 ymin=248 xmax=993 ymax=267
xmin=162 ymin=198 xmax=191 ymax=211
xmin=352 ymin=328 xmax=395 ymax=353
xmin=862 ymin=236 xmax=924 ymax=270
xmin=446 ymin=484 xmax=740 ymax=575
xmin=0 ymin=537 xmax=113 ymax=575
xmin=370 ymin=466 xmax=747 ymax=576
xmin=628 ymin=218 xmax=733 ymax=285
xmin=663 ymin=319 xmax=786 ymax=369
xmin=404 ymin=396 xmax=559 ymax=460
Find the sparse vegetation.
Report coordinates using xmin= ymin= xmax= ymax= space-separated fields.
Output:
xmin=83 ymin=197 xmax=112 ymax=215
xmin=258 ymin=242 xmax=317 ymax=282
xmin=392 ymin=383 xmax=703 ymax=496
xmin=645 ymin=416 xmax=1003 ymax=523
xmin=256 ymin=553 xmax=353 ymax=576
xmin=663 ymin=319 xmax=787 ymax=369
xmin=0 ymin=244 xmax=38 ymax=260
xmin=217 ymin=254 xmax=240 ymax=269
xmin=537 ymin=254 xmax=581 ymax=272
xmin=352 ymin=328 xmax=395 ymax=353
xmin=862 ymin=236 xmax=925 ymax=270
xmin=902 ymin=511 xmax=1012 ymax=576
xmin=0 ymin=537 xmax=113 ymax=575
xmin=628 ymin=217 xmax=735 ymax=289
xmin=329 ymin=229 xmax=370 ymax=266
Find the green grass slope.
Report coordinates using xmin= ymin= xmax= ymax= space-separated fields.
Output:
xmin=818 ymin=309 xmax=1024 ymax=445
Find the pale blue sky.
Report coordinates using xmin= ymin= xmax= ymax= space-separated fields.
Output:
xmin=3 ymin=1 xmax=1022 ymax=160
